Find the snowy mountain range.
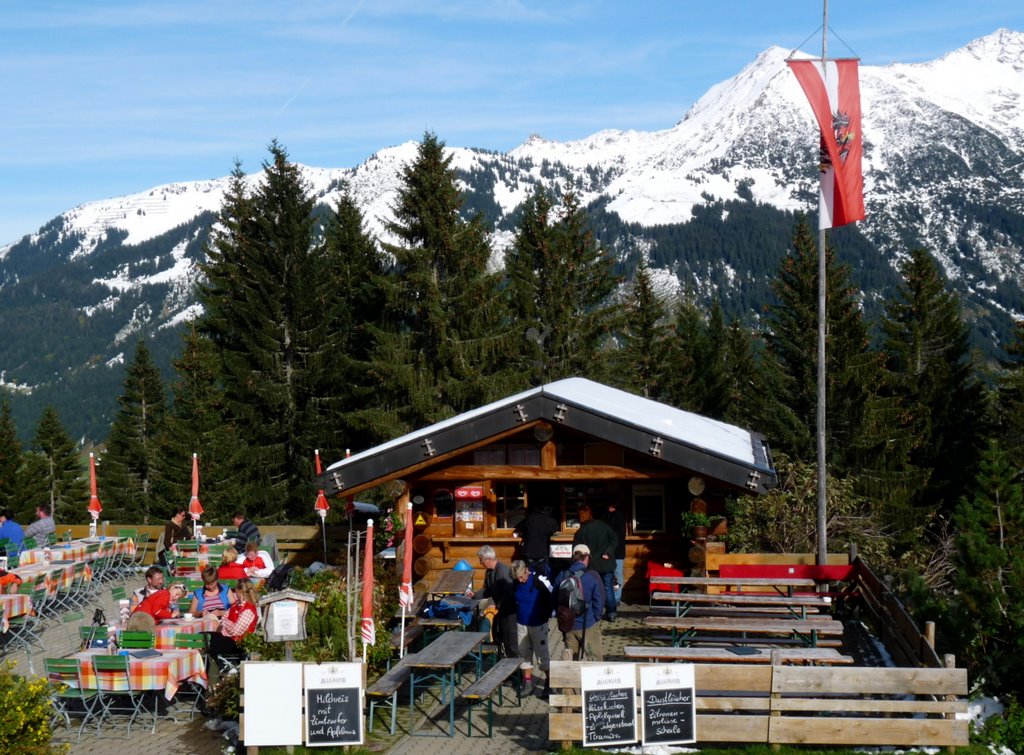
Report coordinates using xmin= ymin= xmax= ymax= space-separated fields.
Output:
xmin=3 ymin=28 xmax=1024 ymax=442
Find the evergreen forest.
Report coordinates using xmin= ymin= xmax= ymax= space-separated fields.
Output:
xmin=1 ymin=135 xmax=1021 ymax=708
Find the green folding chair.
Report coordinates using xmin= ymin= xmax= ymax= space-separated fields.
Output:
xmin=119 ymin=631 xmax=156 ymax=649
xmin=93 ymin=654 xmax=150 ymax=736
xmin=172 ymin=633 xmax=208 ymax=719
xmin=44 ymin=657 xmax=102 ymax=742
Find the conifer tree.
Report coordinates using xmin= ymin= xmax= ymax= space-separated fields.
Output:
xmin=659 ymin=296 xmax=707 ymax=413
xmin=879 ymin=248 xmax=989 ymax=525
xmin=101 ymin=339 xmax=168 ymax=523
xmin=994 ymin=320 xmax=1024 ymax=463
xmin=19 ymin=406 xmax=86 ymax=523
xmin=0 ymin=392 xmax=20 ymax=512
xmin=151 ymin=327 xmax=250 ymax=523
xmin=371 ymin=132 xmax=513 ymax=432
xmin=950 ymin=441 xmax=1024 ymax=694
xmin=201 ymin=142 xmax=357 ymax=521
xmin=613 ymin=260 xmax=671 ymax=398
xmin=504 ymin=186 xmax=620 ymax=386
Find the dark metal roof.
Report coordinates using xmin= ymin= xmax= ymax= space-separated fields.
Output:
xmin=318 ymin=378 xmax=776 ymax=496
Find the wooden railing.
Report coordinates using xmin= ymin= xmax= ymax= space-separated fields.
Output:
xmin=61 ymin=524 xmax=349 ymax=568
xmin=548 ymin=660 xmax=968 ymax=749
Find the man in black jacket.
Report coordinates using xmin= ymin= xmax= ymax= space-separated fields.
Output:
xmin=603 ymin=501 xmax=627 ymax=608
xmin=572 ymin=504 xmax=618 ymax=621
xmin=514 ymin=504 xmax=560 ymax=577
xmin=232 ymin=511 xmax=261 ymax=551
xmin=467 ymin=545 xmax=517 ymax=657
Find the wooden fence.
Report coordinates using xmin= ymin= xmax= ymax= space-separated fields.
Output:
xmin=548 ymin=660 xmax=968 ymax=749
xmin=62 ymin=524 xmax=349 ymax=567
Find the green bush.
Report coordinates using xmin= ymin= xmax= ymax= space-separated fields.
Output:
xmin=0 ymin=662 xmax=66 ymax=754
xmin=972 ymin=696 xmax=1024 ymax=753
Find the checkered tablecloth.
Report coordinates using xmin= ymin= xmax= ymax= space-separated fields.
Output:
xmin=72 ymin=647 xmax=207 ymax=700
xmin=0 ymin=593 xmax=33 ymax=632
xmin=19 ymin=536 xmax=135 ymax=567
xmin=11 ymin=561 xmax=92 ymax=596
xmin=153 ymin=615 xmax=219 ymax=649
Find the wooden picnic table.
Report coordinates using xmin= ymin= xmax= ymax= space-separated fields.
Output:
xmin=70 ymin=647 xmax=207 ymax=700
xmin=624 ymin=644 xmax=854 ymax=665
xmin=407 ymin=630 xmax=488 ymax=737
xmin=429 ymin=569 xmax=473 ymax=599
xmin=650 ymin=590 xmax=832 ymax=619
xmin=643 ymin=615 xmax=845 ymax=648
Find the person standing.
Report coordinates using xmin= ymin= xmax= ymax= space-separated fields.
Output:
xmin=511 ymin=559 xmax=553 ymax=697
xmin=232 ymin=511 xmax=261 ymax=550
xmin=466 ymin=545 xmax=517 ymax=657
xmin=513 ymin=504 xmax=560 ymax=577
xmin=554 ymin=544 xmax=605 ymax=661
xmin=572 ymin=504 xmax=618 ymax=621
xmin=156 ymin=508 xmax=190 ymax=566
xmin=603 ymin=501 xmax=627 ymax=606
xmin=23 ymin=505 xmax=56 ymax=542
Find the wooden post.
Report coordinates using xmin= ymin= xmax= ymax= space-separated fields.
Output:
xmin=944 ymin=654 xmax=957 ymax=754
xmin=924 ymin=621 xmax=936 ymax=649
xmin=770 ymin=650 xmax=782 ymax=751
xmin=285 ymin=641 xmax=294 ymax=755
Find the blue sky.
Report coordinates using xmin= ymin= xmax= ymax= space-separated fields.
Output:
xmin=2 ymin=0 xmax=1022 ymax=245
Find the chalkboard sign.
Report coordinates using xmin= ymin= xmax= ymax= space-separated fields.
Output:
xmin=303 ymin=662 xmax=363 ymax=747
xmin=581 ymin=663 xmax=637 ymax=747
xmin=639 ymin=663 xmax=696 ymax=746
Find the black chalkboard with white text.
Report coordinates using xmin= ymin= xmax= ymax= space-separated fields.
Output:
xmin=303 ymin=662 xmax=363 ymax=746
xmin=581 ymin=663 xmax=637 ymax=747
xmin=639 ymin=663 xmax=696 ymax=745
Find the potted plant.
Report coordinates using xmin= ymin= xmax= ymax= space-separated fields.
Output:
xmin=680 ymin=510 xmax=712 ymax=539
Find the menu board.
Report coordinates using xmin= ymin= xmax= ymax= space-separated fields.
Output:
xmin=581 ymin=663 xmax=637 ymax=747
xmin=304 ymin=662 xmax=363 ymax=747
xmin=639 ymin=663 xmax=696 ymax=746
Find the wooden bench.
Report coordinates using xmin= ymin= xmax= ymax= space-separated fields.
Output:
xmin=548 ymin=660 xmax=968 ymax=749
xmin=718 ymin=563 xmax=856 ymax=599
xmin=366 ymin=653 xmax=418 ymax=735
xmin=390 ymin=622 xmax=424 ymax=652
xmin=459 ymin=657 xmax=522 ymax=737
xmin=644 ymin=615 xmax=846 ymax=647
xmin=651 ymin=590 xmax=831 ymax=619
xmin=624 ymin=645 xmax=854 ymax=665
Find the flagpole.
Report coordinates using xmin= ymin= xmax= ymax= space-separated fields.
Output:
xmin=816 ymin=0 xmax=829 ymax=567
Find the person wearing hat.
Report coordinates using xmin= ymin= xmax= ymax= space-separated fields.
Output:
xmin=554 ymin=543 xmax=605 ymax=661
xmin=572 ymin=503 xmax=619 ymax=621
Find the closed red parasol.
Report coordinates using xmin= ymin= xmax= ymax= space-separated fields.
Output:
xmin=360 ymin=519 xmax=376 ymax=658
xmin=87 ymin=453 xmax=103 ymax=536
xmin=188 ymin=453 xmax=203 ymax=537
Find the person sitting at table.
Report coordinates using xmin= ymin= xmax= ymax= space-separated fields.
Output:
xmin=156 ymin=508 xmax=190 ymax=567
xmin=127 ymin=583 xmax=186 ymax=632
xmin=0 ymin=509 xmax=25 ymax=553
xmin=231 ymin=511 xmax=261 ymax=551
xmin=511 ymin=559 xmax=554 ymax=698
xmin=217 ymin=546 xmax=248 ymax=581
xmin=22 ymin=505 xmax=56 ymax=542
xmin=189 ymin=566 xmax=235 ymax=618
xmin=239 ymin=540 xmax=274 ymax=581
xmin=208 ymin=578 xmax=260 ymax=669
xmin=132 ymin=565 xmax=167 ymax=607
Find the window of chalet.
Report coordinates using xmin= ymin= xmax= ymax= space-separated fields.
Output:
xmin=494 ymin=483 xmax=526 ymax=530
xmin=473 ymin=444 xmax=541 ymax=466
xmin=631 ymin=483 xmax=666 ymax=533
xmin=433 ymin=488 xmax=454 ymax=519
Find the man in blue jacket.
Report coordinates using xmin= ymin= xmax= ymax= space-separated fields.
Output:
xmin=0 ymin=509 xmax=25 ymax=553
xmin=554 ymin=544 xmax=605 ymax=661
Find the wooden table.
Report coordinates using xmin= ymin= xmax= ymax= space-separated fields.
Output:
xmin=0 ymin=593 xmax=33 ymax=632
xmin=650 ymin=590 xmax=832 ymax=619
xmin=429 ymin=570 xmax=473 ymax=600
xmin=152 ymin=616 xmax=219 ymax=649
xmin=407 ymin=630 xmax=488 ymax=737
xmin=19 ymin=537 xmax=135 ymax=567
xmin=70 ymin=647 xmax=207 ymax=700
xmin=12 ymin=561 xmax=91 ymax=596
xmin=643 ymin=615 xmax=845 ymax=648
xmin=624 ymin=644 xmax=854 ymax=665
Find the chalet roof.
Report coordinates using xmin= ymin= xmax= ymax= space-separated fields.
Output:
xmin=319 ymin=377 xmax=776 ymax=496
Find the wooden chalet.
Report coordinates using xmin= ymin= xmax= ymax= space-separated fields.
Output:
xmin=318 ymin=378 xmax=777 ymax=598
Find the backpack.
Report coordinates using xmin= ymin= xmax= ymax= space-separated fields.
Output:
xmin=555 ymin=571 xmax=588 ymax=633
xmin=267 ymin=563 xmax=294 ymax=591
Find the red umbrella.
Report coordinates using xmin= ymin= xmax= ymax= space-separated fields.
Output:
xmin=313 ymin=450 xmax=330 ymax=564
xmin=398 ymin=501 xmax=414 ymax=656
xmin=87 ymin=453 xmax=103 ymax=519
xmin=188 ymin=453 xmax=203 ymax=537
xmin=360 ymin=519 xmax=376 ymax=659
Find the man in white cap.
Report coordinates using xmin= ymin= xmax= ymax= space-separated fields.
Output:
xmin=553 ymin=543 xmax=605 ymax=661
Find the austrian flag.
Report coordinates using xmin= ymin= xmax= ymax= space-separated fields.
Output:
xmin=787 ymin=58 xmax=865 ymax=229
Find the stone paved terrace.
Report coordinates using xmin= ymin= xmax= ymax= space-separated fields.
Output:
xmin=9 ymin=580 xmax=876 ymax=754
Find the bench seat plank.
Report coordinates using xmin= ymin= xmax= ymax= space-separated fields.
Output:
xmin=461 ymin=657 xmax=522 ymax=700
xmin=624 ymin=645 xmax=854 ymax=665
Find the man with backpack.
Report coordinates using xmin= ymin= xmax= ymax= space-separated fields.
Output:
xmin=554 ymin=544 xmax=605 ymax=661
xmin=573 ymin=503 xmax=619 ymax=621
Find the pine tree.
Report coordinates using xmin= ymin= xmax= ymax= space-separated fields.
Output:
xmin=151 ymin=326 xmax=250 ymax=524
xmin=0 ymin=392 xmax=20 ymax=512
xmin=659 ymin=296 xmax=709 ymax=413
xmin=503 ymin=186 xmax=620 ymax=385
xmin=371 ymin=132 xmax=514 ymax=431
xmin=613 ymin=260 xmax=671 ymax=398
xmin=101 ymin=339 xmax=168 ymax=523
xmin=201 ymin=142 xmax=358 ymax=521
xmin=950 ymin=441 xmax=1024 ymax=695
xmin=763 ymin=216 xmax=877 ymax=474
xmin=18 ymin=406 xmax=86 ymax=523
xmin=880 ymin=248 xmax=989 ymax=525
xmin=994 ymin=320 xmax=1024 ymax=463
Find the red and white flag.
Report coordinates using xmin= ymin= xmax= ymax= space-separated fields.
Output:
xmin=361 ymin=519 xmax=376 ymax=647
xmin=787 ymin=58 xmax=865 ymax=229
